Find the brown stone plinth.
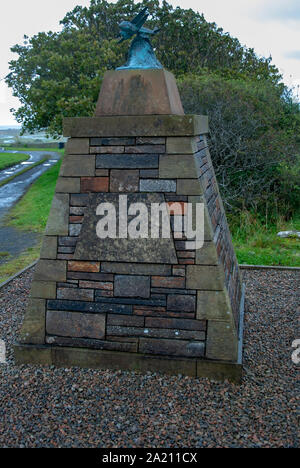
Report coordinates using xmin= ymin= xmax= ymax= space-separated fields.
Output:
xmin=95 ymin=69 xmax=184 ymax=116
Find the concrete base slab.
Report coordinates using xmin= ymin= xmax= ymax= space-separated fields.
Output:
xmin=14 ymin=343 xmax=242 ymax=384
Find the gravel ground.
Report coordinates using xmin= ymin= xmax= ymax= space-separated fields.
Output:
xmin=0 ymin=267 xmax=299 ymax=448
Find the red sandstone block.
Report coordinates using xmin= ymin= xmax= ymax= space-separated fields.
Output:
xmin=133 ymin=306 xmax=194 ymax=319
xmin=178 ymin=259 xmax=195 ymax=265
xmin=151 ymin=276 xmax=185 ymax=289
xmin=177 ymin=251 xmax=196 ymax=259
xmin=79 ymin=280 xmax=113 ymax=290
xmin=167 ymin=202 xmax=187 ymax=215
xmin=81 ymin=177 xmax=109 ymax=193
xmin=69 ymin=216 xmax=84 ymax=224
xmin=68 ymin=261 xmax=100 ymax=273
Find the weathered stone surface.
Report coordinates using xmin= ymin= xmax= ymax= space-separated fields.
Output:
xmin=56 ymin=177 xmax=81 ymax=194
xmin=46 ymin=336 xmax=137 ymax=353
xmin=67 ymin=271 xmax=113 ymax=282
xmin=167 ymin=294 xmax=196 ymax=312
xmin=140 ymin=169 xmax=159 ymax=178
xmin=95 ymin=69 xmax=184 ymax=116
xmin=68 ymin=261 xmax=100 ymax=272
xmin=159 ymin=154 xmax=198 ymax=179
xmin=107 ymin=326 xmax=204 ymax=341
xmin=114 ymin=275 xmax=150 ymax=298
xmin=81 ymin=177 xmax=109 ymax=193
xmin=101 ymin=262 xmax=171 ymax=276
xmin=63 ymin=115 xmax=209 ymax=138
xmin=137 ymin=137 xmax=165 ymax=145
xmin=66 ymin=138 xmax=89 ymax=154
xmin=145 ymin=317 xmax=206 ymax=331
xmin=166 ymin=137 xmax=198 ymax=154
xmin=110 ymin=170 xmax=139 ymax=192
xmin=140 ymin=179 xmax=176 ymax=193
xmin=34 ymin=260 xmax=66 ymax=282
xmin=196 ymin=242 xmax=219 ymax=265
xmin=57 ymin=288 xmax=94 ymax=302
xmin=197 ymin=290 xmax=230 ymax=321
xmin=206 ymin=320 xmax=238 ymax=362
xmin=45 ymin=194 xmax=69 ymax=236
xmin=14 ymin=345 xmax=53 ymax=366
xmin=60 ymin=155 xmax=95 ymax=177
xmin=139 ymin=338 xmax=205 ymax=358
xmin=79 ymin=280 xmax=113 ymax=290
xmin=19 ymin=298 xmax=46 ymax=345
xmin=107 ymin=314 xmax=144 ymax=327
xmin=70 ymin=194 xmax=89 ymax=206
xmin=40 ymin=236 xmax=57 ymax=260
xmin=95 ymin=296 xmax=166 ymax=307
xmin=69 ymin=224 xmax=81 ymax=236
xmin=31 ymin=281 xmax=57 ymax=299
xmin=186 ymin=265 xmax=224 ymax=291
xmin=151 ymin=276 xmax=185 ymax=289
xmin=47 ymin=299 xmax=133 ymax=315
xmin=91 ymin=146 xmax=125 ymax=154
xmin=46 ymin=310 xmax=106 ymax=339
xmin=74 ymin=193 xmax=178 ymax=264
xmin=95 ymin=169 xmax=109 ymax=177
xmin=90 ymin=137 xmax=135 ymax=146
xmin=125 ymin=145 xmax=165 ymax=154
xmin=196 ymin=360 xmax=242 ymax=384
xmin=151 ymin=288 xmax=195 ymax=295
xmin=96 ymin=154 xmax=158 ymax=169
xmin=177 ymin=179 xmax=202 ymax=195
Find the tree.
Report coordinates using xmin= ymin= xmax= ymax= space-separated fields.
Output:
xmin=6 ymin=0 xmax=283 ymax=135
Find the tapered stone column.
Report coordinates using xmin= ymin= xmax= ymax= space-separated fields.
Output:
xmin=15 ymin=69 xmax=244 ymax=383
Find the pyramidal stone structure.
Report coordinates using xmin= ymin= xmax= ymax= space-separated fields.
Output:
xmin=15 ymin=69 xmax=245 ymax=383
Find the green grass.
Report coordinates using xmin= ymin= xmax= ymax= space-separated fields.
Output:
xmin=5 ymin=160 xmax=62 ymax=233
xmin=0 ymin=245 xmax=41 ymax=285
xmin=231 ymin=212 xmax=300 ymax=267
xmin=0 ymin=152 xmax=30 ymax=170
xmin=4 ymin=146 xmax=64 ymax=154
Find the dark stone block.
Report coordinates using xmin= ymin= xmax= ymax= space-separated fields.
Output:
xmin=96 ymin=154 xmax=158 ymax=169
xmin=139 ymin=338 xmax=205 ymax=358
xmin=90 ymin=137 xmax=135 ymax=146
xmin=167 ymin=295 xmax=196 ymax=312
xmin=95 ymin=295 xmax=166 ymax=307
xmin=47 ymin=299 xmax=132 ymax=315
xmin=151 ymin=288 xmax=196 ymax=295
xmin=107 ymin=326 xmax=205 ymax=341
xmin=46 ymin=335 xmax=137 ymax=353
xmin=70 ymin=194 xmax=89 ymax=206
xmin=67 ymin=272 xmax=114 ymax=282
xmin=145 ymin=317 xmax=206 ymax=331
xmin=107 ymin=314 xmax=144 ymax=327
xmin=115 ymin=275 xmax=150 ymax=298
xmin=46 ymin=310 xmax=105 ymax=339
xmin=58 ymin=237 xmax=78 ymax=247
xmin=140 ymin=169 xmax=159 ymax=178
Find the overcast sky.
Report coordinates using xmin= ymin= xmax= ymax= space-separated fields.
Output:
xmin=1 ymin=0 xmax=300 ymax=126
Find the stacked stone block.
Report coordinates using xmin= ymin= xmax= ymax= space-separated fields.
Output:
xmin=16 ymin=114 xmax=243 ymax=381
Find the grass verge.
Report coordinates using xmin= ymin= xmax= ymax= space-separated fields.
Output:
xmin=0 ymin=153 xmax=30 ymax=171
xmin=5 ymin=160 xmax=62 ymax=232
xmin=231 ymin=212 xmax=300 ymax=267
xmin=0 ymin=244 xmax=41 ymax=285
xmin=4 ymin=146 xmax=64 ymax=154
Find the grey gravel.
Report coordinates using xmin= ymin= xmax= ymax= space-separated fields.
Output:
xmin=0 ymin=267 xmax=299 ymax=448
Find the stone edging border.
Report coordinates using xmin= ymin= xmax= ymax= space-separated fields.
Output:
xmin=239 ymin=264 xmax=300 ymax=271
xmin=0 ymin=260 xmax=38 ymax=290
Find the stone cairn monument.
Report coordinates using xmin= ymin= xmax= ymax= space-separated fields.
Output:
xmin=15 ymin=8 xmax=244 ymax=382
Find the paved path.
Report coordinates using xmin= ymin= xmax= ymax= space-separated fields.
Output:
xmin=0 ymin=151 xmax=60 ymax=261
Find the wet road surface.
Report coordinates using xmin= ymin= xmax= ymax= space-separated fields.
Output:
xmin=0 ymin=151 xmax=61 ymax=262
